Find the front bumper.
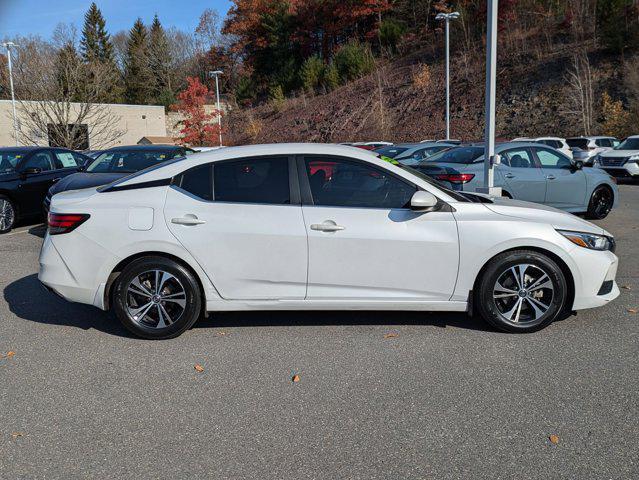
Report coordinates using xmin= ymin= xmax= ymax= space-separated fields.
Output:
xmin=570 ymin=248 xmax=619 ymax=310
xmin=598 ymin=161 xmax=639 ymax=178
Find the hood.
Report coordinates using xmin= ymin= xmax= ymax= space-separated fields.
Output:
xmin=484 ymin=196 xmax=609 ymax=236
xmin=49 ymin=172 xmax=128 ymax=196
xmin=600 ymin=149 xmax=639 ymax=158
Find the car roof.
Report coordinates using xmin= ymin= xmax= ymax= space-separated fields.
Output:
xmin=102 ymin=145 xmax=189 ymax=152
xmin=0 ymin=146 xmax=44 ymax=152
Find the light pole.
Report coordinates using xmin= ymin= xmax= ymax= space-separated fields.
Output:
xmin=435 ymin=11 xmax=460 ymax=140
xmin=2 ymin=42 xmax=19 ymax=146
xmin=208 ymin=70 xmax=223 ymax=147
xmin=478 ymin=0 xmax=500 ymax=195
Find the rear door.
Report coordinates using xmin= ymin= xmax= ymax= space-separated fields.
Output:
xmin=500 ymin=147 xmax=546 ymax=203
xmin=17 ymin=149 xmax=59 ymax=215
xmin=164 ymin=156 xmax=308 ymax=300
xmin=299 ymin=155 xmax=459 ymax=300
xmin=533 ymin=147 xmax=587 ymax=209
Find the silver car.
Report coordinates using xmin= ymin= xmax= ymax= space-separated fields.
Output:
xmin=404 ymin=142 xmax=618 ymax=219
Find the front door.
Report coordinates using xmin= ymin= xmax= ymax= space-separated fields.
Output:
xmin=534 ymin=147 xmax=587 ymax=209
xmin=500 ymin=147 xmax=546 ymax=203
xmin=17 ymin=149 xmax=59 ymax=215
xmin=300 ymin=155 xmax=459 ymax=300
xmin=164 ymin=156 xmax=308 ymax=300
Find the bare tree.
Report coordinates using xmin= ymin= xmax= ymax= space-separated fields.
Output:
xmin=13 ymin=42 xmax=124 ymax=149
xmin=564 ymin=51 xmax=596 ymax=135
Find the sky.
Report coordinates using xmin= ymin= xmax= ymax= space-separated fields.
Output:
xmin=0 ymin=0 xmax=233 ymax=39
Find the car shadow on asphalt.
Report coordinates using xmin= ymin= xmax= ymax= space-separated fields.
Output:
xmin=5 ymin=274 xmax=490 ymax=337
xmin=4 ymin=274 xmax=130 ymax=338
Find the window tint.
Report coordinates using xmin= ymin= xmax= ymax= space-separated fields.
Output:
xmin=53 ymin=150 xmax=79 ymax=169
xmin=305 ymin=157 xmax=415 ymax=208
xmin=23 ymin=151 xmax=54 ymax=171
xmin=375 ymin=146 xmax=408 ymax=158
xmin=566 ymin=138 xmax=588 ymax=149
xmin=503 ymin=149 xmax=534 ymax=168
xmin=214 ymin=157 xmax=290 ymax=204
xmin=615 ymin=138 xmax=639 ymax=150
xmin=0 ymin=150 xmax=23 ymax=173
xmin=536 ymin=149 xmax=572 ymax=169
xmin=177 ymin=164 xmax=213 ymax=201
xmin=87 ymin=150 xmax=173 ymax=173
xmin=422 ymin=146 xmax=484 ymax=164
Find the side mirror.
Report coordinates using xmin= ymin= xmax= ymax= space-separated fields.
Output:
xmin=572 ymin=160 xmax=584 ymax=171
xmin=492 ymin=153 xmax=502 ymax=166
xmin=21 ymin=167 xmax=42 ymax=176
xmin=410 ymin=190 xmax=438 ymax=211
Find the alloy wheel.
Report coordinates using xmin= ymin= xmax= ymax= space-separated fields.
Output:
xmin=125 ymin=270 xmax=187 ymax=329
xmin=591 ymin=188 xmax=613 ymax=218
xmin=492 ymin=263 xmax=554 ymax=325
xmin=0 ymin=198 xmax=15 ymax=232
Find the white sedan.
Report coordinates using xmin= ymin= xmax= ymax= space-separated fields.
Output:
xmin=39 ymin=143 xmax=619 ymax=339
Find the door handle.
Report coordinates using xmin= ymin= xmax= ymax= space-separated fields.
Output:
xmin=546 ymin=174 xmax=556 ymax=180
xmin=171 ymin=216 xmax=206 ymax=226
xmin=310 ymin=221 xmax=345 ymax=232
xmin=504 ymin=173 xmax=515 ymax=179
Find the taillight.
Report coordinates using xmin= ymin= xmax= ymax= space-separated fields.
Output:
xmin=47 ymin=213 xmax=90 ymax=235
xmin=435 ymin=173 xmax=475 ymax=184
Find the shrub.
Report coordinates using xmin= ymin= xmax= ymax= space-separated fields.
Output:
xmin=235 ymin=75 xmax=257 ymax=105
xmin=323 ymin=63 xmax=340 ymax=91
xmin=333 ymin=41 xmax=375 ymax=83
xmin=269 ymin=84 xmax=285 ymax=111
xmin=379 ymin=19 xmax=406 ymax=53
xmin=300 ymin=55 xmax=325 ymax=93
xmin=412 ymin=63 xmax=432 ymax=92
xmin=601 ymin=92 xmax=632 ymax=138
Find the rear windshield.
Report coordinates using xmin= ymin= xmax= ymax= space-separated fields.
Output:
xmin=615 ymin=138 xmax=639 ymax=150
xmin=0 ymin=150 xmax=25 ymax=173
xmin=422 ymin=146 xmax=484 ymax=164
xmin=374 ymin=146 xmax=409 ymax=158
xmin=87 ymin=150 xmax=181 ymax=173
xmin=566 ymin=138 xmax=589 ymax=149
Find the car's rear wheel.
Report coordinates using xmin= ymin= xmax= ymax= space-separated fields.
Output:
xmin=0 ymin=195 xmax=16 ymax=234
xmin=476 ymin=250 xmax=567 ymax=333
xmin=113 ymin=256 xmax=202 ymax=339
xmin=586 ymin=186 xmax=613 ymax=220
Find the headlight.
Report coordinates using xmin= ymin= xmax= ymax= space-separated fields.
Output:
xmin=629 ymin=154 xmax=639 ymax=162
xmin=557 ymin=230 xmax=615 ymax=251
xmin=592 ymin=154 xmax=601 ymax=165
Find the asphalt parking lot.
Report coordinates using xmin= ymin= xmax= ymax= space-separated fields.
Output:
xmin=1 ymin=186 xmax=638 ymax=479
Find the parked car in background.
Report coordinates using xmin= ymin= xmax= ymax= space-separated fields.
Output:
xmin=44 ymin=145 xmax=195 ymax=212
xmin=83 ymin=150 xmax=104 ymax=161
xmin=566 ymin=136 xmax=619 ymax=165
xmin=0 ymin=146 xmax=91 ymax=233
xmin=40 ymin=143 xmax=619 ymax=339
xmin=594 ymin=135 xmax=639 ymax=180
xmin=375 ymin=142 xmax=455 ymax=164
xmin=512 ymin=137 xmax=573 ymax=159
xmin=351 ymin=141 xmax=393 ymax=150
xmin=409 ymin=142 xmax=618 ymax=219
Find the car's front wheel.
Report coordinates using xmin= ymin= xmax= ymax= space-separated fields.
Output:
xmin=586 ymin=185 xmax=614 ymax=220
xmin=113 ymin=256 xmax=202 ymax=339
xmin=476 ymin=250 xmax=567 ymax=333
xmin=0 ymin=195 xmax=16 ymax=234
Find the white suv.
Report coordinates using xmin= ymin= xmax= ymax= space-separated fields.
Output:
xmin=512 ymin=137 xmax=573 ymax=159
xmin=566 ymin=136 xmax=620 ymax=165
xmin=594 ymin=135 xmax=639 ymax=179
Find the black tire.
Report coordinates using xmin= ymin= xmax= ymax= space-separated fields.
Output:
xmin=585 ymin=185 xmax=614 ymax=220
xmin=475 ymin=250 xmax=567 ymax=333
xmin=0 ymin=195 xmax=16 ymax=234
xmin=113 ymin=256 xmax=202 ymax=339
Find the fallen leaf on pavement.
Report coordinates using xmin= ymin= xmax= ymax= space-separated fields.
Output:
xmin=627 ymin=308 xmax=638 ymax=314
xmin=384 ymin=333 xmax=399 ymax=339
xmin=194 ymin=364 xmax=204 ymax=373
xmin=292 ymin=374 xmax=300 ymax=383
xmin=6 ymin=351 xmax=15 ymax=358
xmin=11 ymin=432 xmax=23 ymax=438
xmin=215 ymin=332 xmax=228 ymax=337
xmin=549 ymin=434 xmax=559 ymax=444
xmin=621 ymin=285 xmax=632 ymax=290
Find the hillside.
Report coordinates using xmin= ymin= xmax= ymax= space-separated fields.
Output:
xmin=226 ymin=42 xmax=629 ymax=145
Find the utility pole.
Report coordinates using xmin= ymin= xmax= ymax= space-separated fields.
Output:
xmin=477 ymin=0 xmax=501 ymax=196
xmin=2 ymin=42 xmax=19 ymax=146
xmin=208 ymin=70 xmax=224 ymax=147
xmin=435 ymin=12 xmax=460 ymax=140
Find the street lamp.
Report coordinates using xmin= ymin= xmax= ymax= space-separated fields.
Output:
xmin=1 ymin=41 xmax=19 ymax=146
xmin=435 ymin=11 xmax=460 ymax=140
xmin=208 ymin=70 xmax=223 ymax=147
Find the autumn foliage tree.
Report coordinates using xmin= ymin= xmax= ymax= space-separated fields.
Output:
xmin=172 ymin=77 xmax=220 ymax=146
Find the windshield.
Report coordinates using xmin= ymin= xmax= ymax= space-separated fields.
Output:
xmin=374 ymin=146 xmax=409 ymax=158
xmin=420 ymin=146 xmax=484 ymax=164
xmin=614 ymin=138 xmax=639 ymax=150
xmin=0 ymin=151 xmax=25 ymax=174
xmin=87 ymin=150 xmax=181 ymax=173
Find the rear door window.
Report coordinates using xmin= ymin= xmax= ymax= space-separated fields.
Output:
xmin=214 ymin=156 xmax=290 ymax=204
xmin=502 ymin=149 xmax=536 ymax=168
xmin=23 ymin=151 xmax=54 ymax=171
xmin=175 ymin=164 xmax=213 ymax=201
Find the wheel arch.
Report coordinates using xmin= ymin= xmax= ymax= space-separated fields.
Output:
xmin=471 ymin=246 xmax=575 ymax=315
xmin=104 ymin=251 xmax=207 ymax=313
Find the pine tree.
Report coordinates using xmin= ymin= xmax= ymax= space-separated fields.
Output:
xmin=56 ymin=42 xmax=82 ymax=101
xmin=80 ymin=2 xmax=114 ymax=63
xmin=148 ymin=14 xmax=174 ymax=107
xmin=124 ymin=18 xmax=153 ymax=104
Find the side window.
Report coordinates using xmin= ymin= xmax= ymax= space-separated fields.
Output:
xmin=551 ymin=140 xmax=562 ymax=149
xmin=176 ymin=163 xmax=213 ymax=201
xmin=612 ymin=139 xmax=620 ymax=147
xmin=536 ymin=149 xmax=571 ymax=169
xmin=595 ymin=139 xmax=606 ymax=147
xmin=71 ymin=152 xmax=88 ymax=165
xmin=53 ymin=150 xmax=79 ymax=169
xmin=214 ymin=156 xmax=290 ymax=204
xmin=503 ymin=149 xmax=535 ymax=168
xmin=23 ymin=151 xmax=54 ymax=172
xmin=305 ymin=157 xmax=416 ymax=209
